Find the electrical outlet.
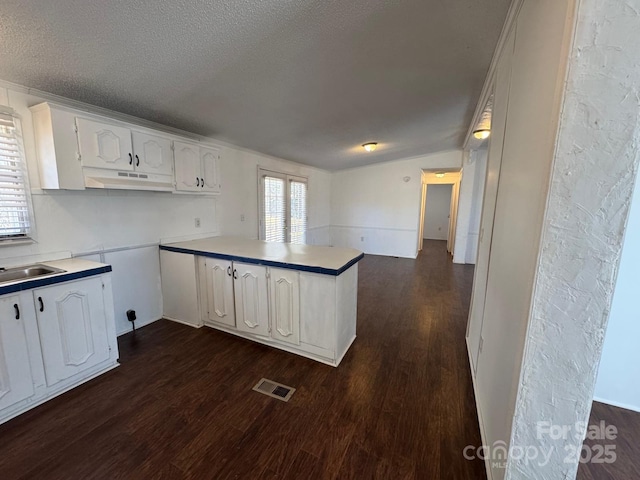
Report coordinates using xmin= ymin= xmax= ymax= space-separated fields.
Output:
xmin=195 ymin=218 xmax=201 ymax=228
xmin=360 ymin=236 xmax=365 ymax=242
xmin=240 ymin=214 xmax=245 ymax=222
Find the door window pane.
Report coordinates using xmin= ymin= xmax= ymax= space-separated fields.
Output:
xmin=290 ymin=180 xmax=307 ymax=245
xmin=264 ymin=176 xmax=285 ymax=242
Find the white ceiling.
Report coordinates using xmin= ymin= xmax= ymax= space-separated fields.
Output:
xmin=0 ymin=0 xmax=510 ymax=170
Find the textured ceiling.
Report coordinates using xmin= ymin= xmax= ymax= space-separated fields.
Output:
xmin=0 ymin=0 xmax=510 ymax=170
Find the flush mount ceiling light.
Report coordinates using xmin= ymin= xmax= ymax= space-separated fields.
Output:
xmin=435 ymin=173 xmax=445 ymax=178
xmin=362 ymin=142 xmax=378 ymax=152
xmin=473 ymin=129 xmax=491 ymax=140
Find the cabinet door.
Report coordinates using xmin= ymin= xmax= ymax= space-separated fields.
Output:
xmin=76 ymin=117 xmax=133 ymax=171
xmin=174 ymin=141 xmax=202 ymax=191
xmin=0 ymin=295 xmax=35 ymax=410
xmin=34 ymin=278 xmax=111 ymax=388
xmin=132 ymin=131 xmax=173 ymax=175
xmin=204 ymin=258 xmax=235 ymax=327
xmin=201 ymin=147 xmax=221 ymax=193
xmin=233 ymin=263 xmax=269 ymax=336
xmin=269 ymin=268 xmax=300 ymax=345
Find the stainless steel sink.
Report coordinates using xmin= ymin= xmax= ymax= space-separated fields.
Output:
xmin=0 ymin=264 xmax=66 ymax=284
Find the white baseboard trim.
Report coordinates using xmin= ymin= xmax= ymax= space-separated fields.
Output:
xmin=592 ymin=396 xmax=640 ymax=413
xmin=466 ymin=336 xmax=493 ymax=480
xmin=116 ymin=316 xmax=163 ymax=336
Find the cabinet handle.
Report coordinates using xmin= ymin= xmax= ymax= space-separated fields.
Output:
xmin=233 ymin=269 xmax=238 ymax=279
xmin=196 ymin=177 xmax=200 ymax=187
xmin=38 ymin=296 xmax=44 ymax=312
xmin=227 ymin=266 xmax=231 ymax=276
xmin=129 ymin=153 xmax=133 ymax=165
xmin=201 ymin=177 xmax=205 ymax=188
xmin=135 ymin=154 xmax=140 ymax=167
xmin=13 ymin=303 xmax=19 ymax=320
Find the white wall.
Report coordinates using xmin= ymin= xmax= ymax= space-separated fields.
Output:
xmin=0 ymin=82 xmax=332 ymax=335
xmin=594 ymin=172 xmax=640 ymax=412
xmin=453 ymin=148 xmax=487 ymax=264
xmin=464 ymin=0 xmax=576 ymax=479
xmin=331 ymin=150 xmax=463 ymax=258
xmin=507 ymin=0 xmax=640 ymax=477
xmin=423 ymin=184 xmax=452 ymax=240
xmin=217 ymin=148 xmax=332 ymax=246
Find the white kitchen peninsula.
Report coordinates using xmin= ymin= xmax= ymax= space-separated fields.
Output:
xmin=159 ymin=237 xmax=364 ymax=366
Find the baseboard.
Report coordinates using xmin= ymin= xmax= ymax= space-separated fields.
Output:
xmin=164 ymin=316 xmax=203 ymax=329
xmin=466 ymin=336 xmax=493 ymax=480
xmin=0 ymin=361 xmax=119 ymax=426
xmin=592 ymin=396 xmax=640 ymax=413
xmin=116 ymin=316 xmax=163 ymax=336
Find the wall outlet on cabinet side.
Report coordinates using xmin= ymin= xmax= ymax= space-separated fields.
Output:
xmin=195 ymin=218 xmax=201 ymax=228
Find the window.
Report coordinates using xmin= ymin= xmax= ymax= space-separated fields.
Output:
xmin=0 ymin=107 xmax=33 ymax=242
xmin=259 ymin=168 xmax=308 ymax=244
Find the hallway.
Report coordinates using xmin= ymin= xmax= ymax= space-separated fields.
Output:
xmin=0 ymin=240 xmax=485 ymax=479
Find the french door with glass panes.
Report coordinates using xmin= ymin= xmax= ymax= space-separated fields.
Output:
xmin=259 ymin=169 xmax=307 ymax=244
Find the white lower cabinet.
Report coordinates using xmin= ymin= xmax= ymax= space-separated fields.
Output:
xmin=198 ymin=257 xmax=296 ymax=341
xmin=203 ymin=258 xmax=235 ymax=328
xmin=0 ymin=272 xmax=119 ymax=425
xmin=234 ymin=263 xmax=269 ymax=337
xmin=269 ymin=268 xmax=300 ymax=345
xmin=34 ymin=277 xmax=112 ymax=388
xmin=0 ymin=294 xmax=37 ymax=411
xmin=160 ymin=250 xmax=200 ymax=327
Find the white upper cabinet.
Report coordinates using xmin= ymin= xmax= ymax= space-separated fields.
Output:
xmin=31 ymin=102 xmax=222 ymax=194
xmin=131 ymin=130 xmax=173 ymax=176
xmin=174 ymin=141 xmax=221 ymax=194
xmin=201 ymin=146 xmax=221 ymax=193
xmin=76 ymin=117 xmax=134 ymax=171
xmin=174 ymin=141 xmax=202 ymax=191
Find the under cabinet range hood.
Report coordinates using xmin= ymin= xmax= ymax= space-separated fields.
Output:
xmin=83 ymin=168 xmax=174 ymax=192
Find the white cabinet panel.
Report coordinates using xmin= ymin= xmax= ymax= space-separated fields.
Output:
xmin=204 ymin=258 xmax=235 ymax=327
xmin=76 ymin=117 xmax=133 ymax=171
xmin=201 ymin=147 xmax=221 ymax=193
xmin=174 ymin=141 xmax=202 ymax=191
xmin=132 ymin=131 xmax=173 ymax=175
xmin=161 ymin=250 xmax=200 ymax=327
xmin=234 ymin=263 xmax=269 ymax=336
xmin=0 ymin=295 xmax=35 ymax=411
xmin=34 ymin=277 xmax=111 ymax=388
xmin=269 ymin=268 xmax=300 ymax=345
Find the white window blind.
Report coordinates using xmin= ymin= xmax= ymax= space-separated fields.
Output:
xmin=0 ymin=109 xmax=32 ymax=240
xmin=264 ymin=176 xmax=286 ymax=242
xmin=259 ymin=169 xmax=308 ymax=244
xmin=289 ymin=180 xmax=307 ymax=245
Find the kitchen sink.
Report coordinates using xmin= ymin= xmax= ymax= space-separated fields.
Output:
xmin=0 ymin=264 xmax=66 ymax=284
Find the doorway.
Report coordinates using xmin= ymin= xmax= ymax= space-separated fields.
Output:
xmin=417 ymin=170 xmax=461 ymax=255
xmin=423 ymin=184 xmax=453 ymax=242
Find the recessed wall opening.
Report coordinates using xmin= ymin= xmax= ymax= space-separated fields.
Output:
xmin=417 ymin=169 xmax=461 ymax=257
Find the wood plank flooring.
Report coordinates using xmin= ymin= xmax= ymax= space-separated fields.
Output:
xmin=577 ymin=401 xmax=640 ymax=480
xmin=0 ymin=240 xmax=486 ymax=479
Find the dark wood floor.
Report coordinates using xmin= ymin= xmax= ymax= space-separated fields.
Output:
xmin=0 ymin=240 xmax=486 ymax=479
xmin=577 ymin=401 xmax=640 ymax=480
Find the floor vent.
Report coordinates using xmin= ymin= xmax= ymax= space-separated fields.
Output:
xmin=252 ymin=378 xmax=296 ymax=402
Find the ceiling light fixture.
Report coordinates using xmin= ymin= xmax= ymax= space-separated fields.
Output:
xmin=473 ymin=129 xmax=491 ymax=140
xmin=435 ymin=173 xmax=445 ymax=178
xmin=362 ymin=142 xmax=378 ymax=152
